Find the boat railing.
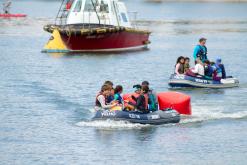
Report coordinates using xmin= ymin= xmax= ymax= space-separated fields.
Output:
xmin=82 ymin=10 xmax=111 ymax=29
xmin=55 ymin=0 xmax=72 ymax=26
xmin=128 ymin=11 xmax=138 ymax=29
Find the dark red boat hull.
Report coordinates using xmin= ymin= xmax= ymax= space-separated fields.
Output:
xmin=60 ymin=31 xmax=150 ymax=51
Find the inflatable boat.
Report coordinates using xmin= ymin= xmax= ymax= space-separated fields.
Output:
xmin=92 ymin=109 xmax=180 ymax=125
xmin=0 ymin=14 xmax=27 ymax=18
xmin=169 ymin=74 xmax=239 ymax=88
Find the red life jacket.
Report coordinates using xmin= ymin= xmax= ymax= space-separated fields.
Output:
xmin=126 ymin=93 xmax=148 ymax=109
xmin=128 ymin=93 xmax=140 ymax=105
xmin=66 ymin=1 xmax=72 ymax=10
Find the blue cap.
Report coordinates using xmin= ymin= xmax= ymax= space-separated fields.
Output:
xmin=216 ymin=58 xmax=222 ymax=64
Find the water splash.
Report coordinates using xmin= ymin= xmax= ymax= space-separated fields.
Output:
xmin=76 ymin=120 xmax=151 ymax=129
xmin=181 ymin=106 xmax=247 ymax=124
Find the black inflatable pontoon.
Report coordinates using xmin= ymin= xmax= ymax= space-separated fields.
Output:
xmin=169 ymin=74 xmax=239 ymax=88
xmin=92 ymin=109 xmax=180 ymax=125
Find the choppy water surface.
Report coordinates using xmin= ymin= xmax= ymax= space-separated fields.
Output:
xmin=0 ymin=0 xmax=247 ymax=164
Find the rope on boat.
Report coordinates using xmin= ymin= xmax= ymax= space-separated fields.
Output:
xmin=43 ymin=24 xmax=151 ymax=36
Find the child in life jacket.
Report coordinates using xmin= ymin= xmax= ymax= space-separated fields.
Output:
xmin=175 ymin=56 xmax=185 ymax=75
xmin=141 ymin=81 xmax=158 ymax=112
xmin=124 ymin=84 xmax=142 ymax=111
xmin=95 ymin=84 xmax=117 ymax=111
xmin=104 ymin=81 xmax=114 ymax=104
xmin=204 ymin=60 xmax=214 ymax=79
xmin=184 ymin=57 xmax=190 ymax=73
xmin=135 ymin=85 xmax=149 ymax=113
xmin=114 ymin=85 xmax=123 ymax=105
xmin=212 ymin=58 xmax=226 ymax=80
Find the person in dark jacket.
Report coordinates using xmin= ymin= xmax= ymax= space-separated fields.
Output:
xmin=204 ymin=60 xmax=214 ymax=78
xmin=141 ymin=81 xmax=158 ymax=112
xmin=104 ymin=81 xmax=114 ymax=103
xmin=136 ymin=85 xmax=149 ymax=113
xmin=212 ymin=58 xmax=226 ymax=80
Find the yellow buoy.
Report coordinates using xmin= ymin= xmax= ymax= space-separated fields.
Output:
xmin=42 ymin=29 xmax=68 ymax=53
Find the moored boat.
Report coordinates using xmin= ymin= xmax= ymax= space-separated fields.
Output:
xmin=1 ymin=0 xmax=26 ymax=18
xmin=42 ymin=0 xmax=151 ymax=53
xmin=169 ymin=74 xmax=239 ymax=88
xmin=0 ymin=13 xmax=26 ymax=18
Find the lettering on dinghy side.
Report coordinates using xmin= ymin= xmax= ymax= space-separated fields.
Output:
xmin=195 ymin=78 xmax=209 ymax=84
xmin=174 ymin=74 xmax=185 ymax=79
xmin=101 ymin=111 xmax=116 ymax=117
xmin=147 ymin=115 xmax=160 ymax=120
xmin=173 ymin=74 xmax=210 ymax=84
xmin=129 ymin=114 xmax=141 ymax=119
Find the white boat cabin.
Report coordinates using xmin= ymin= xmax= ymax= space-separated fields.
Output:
xmin=66 ymin=0 xmax=132 ymax=27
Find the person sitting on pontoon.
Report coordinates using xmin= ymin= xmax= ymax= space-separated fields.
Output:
xmin=186 ymin=59 xmax=205 ymax=77
xmin=135 ymin=85 xmax=149 ymax=113
xmin=174 ymin=56 xmax=185 ymax=75
xmin=2 ymin=0 xmax=11 ymax=14
xmin=95 ymin=84 xmax=117 ymax=111
xmin=124 ymin=84 xmax=142 ymax=111
xmin=104 ymin=80 xmax=115 ymax=104
xmin=204 ymin=60 xmax=214 ymax=78
xmin=212 ymin=58 xmax=226 ymax=80
xmin=141 ymin=81 xmax=158 ymax=112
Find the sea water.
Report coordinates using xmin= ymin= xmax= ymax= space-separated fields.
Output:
xmin=0 ymin=0 xmax=247 ymax=164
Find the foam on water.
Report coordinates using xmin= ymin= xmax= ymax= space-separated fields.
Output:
xmin=80 ymin=104 xmax=247 ymax=128
xmin=76 ymin=105 xmax=247 ymax=129
xmin=76 ymin=120 xmax=151 ymax=129
xmin=181 ymin=106 xmax=247 ymax=124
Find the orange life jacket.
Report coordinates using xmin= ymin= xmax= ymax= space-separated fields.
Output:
xmin=125 ymin=93 xmax=148 ymax=109
xmin=128 ymin=93 xmax=140 ymax=105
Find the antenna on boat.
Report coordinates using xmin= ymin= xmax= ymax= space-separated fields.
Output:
xmin=112 ymin=1 xmax=120 ymax=27
xmin=90 ymin=0 xmax=101 ymax=25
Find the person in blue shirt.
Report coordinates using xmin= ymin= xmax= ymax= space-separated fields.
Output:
xmin=193 ymin=38 xmax=208 ymax=63
xmin=114 ymin=85 xmax=123 ymax=104
xmin=104 ymin=81 xmax=114 ymax=103
xmin=212 ymin=58 xmax=226 ymax=79
xmin=204 ymin=60 xmax=214 ymax=79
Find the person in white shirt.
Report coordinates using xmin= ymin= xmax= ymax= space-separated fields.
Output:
xmin=186 ymin=60 xmax=205 ymax=77
xmin=191 ymin=60 xmax=205 ymax=76
xmin=174 ymin=56 xmax=185 ymax=75
xmin=95 ymin=84 xmax=117 ymax=111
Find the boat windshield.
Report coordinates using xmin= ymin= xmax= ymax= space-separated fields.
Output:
xmin=84 ymin=0 xmax=109 ymax=13
xmin=73 ymin=0 xmax=82 ymax=12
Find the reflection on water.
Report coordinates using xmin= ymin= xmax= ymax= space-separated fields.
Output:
xmin=137 ymin=19 xmax=247 ymax=35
